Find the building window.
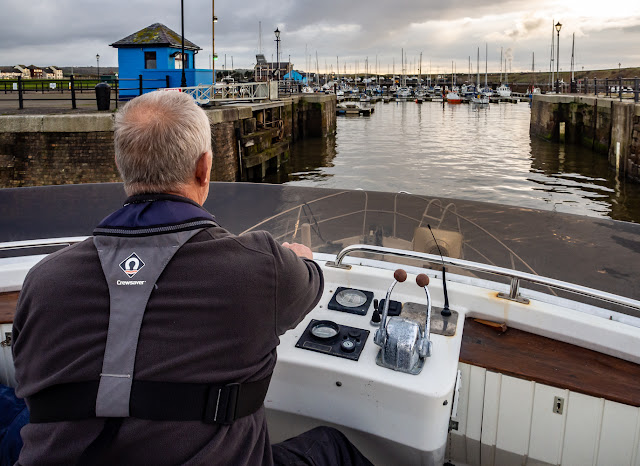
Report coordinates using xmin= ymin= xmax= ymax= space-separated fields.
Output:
xmin=145 ymin=52 xmax=157 ymax=69
xmin=174 ymin=53 xmax=188 ymax=70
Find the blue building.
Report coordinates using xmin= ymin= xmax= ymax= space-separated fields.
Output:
xmin=283 ymin=70 xmax=307 ymax=83
xmin=111 ymin=23 xmax=213 ymax=98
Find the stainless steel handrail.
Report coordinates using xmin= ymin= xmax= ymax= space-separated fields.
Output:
xmin=0 ymin=237 xmax=88 ymax=252
xmin=326 ymin=244 xmax=640 ymax=311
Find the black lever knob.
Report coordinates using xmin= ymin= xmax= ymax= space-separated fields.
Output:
xmin=371 ymin=308 xmax=381 ymax=326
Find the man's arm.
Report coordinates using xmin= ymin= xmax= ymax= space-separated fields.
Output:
xmin=264 ymin=233 xmax=324 ymax=336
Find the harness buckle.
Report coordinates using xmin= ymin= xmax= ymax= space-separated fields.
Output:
xmin=205 ymin=382 xmax=241 ymax=425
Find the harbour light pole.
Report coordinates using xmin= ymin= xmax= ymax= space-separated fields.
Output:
xmin=212 ymin=1 xmax=217 ymax=84
xmin=274 ymin=28 xmax=281 ymax=82
xmin=96 ymin=54 xmax=100 ymax=80
xmin=555 ymin=21 xmax=562 ymax=94
xmin=180 ymin=0 xmax=187 ymax=88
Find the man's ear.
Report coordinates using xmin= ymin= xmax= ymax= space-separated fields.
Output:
xmin=195 ymin=151 xmax=213 ymax=187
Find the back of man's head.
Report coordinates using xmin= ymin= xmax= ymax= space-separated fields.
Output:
xmin=114 ymin=91 xmax=212 ymax=196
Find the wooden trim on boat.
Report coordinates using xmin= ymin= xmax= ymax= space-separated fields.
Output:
xmin=0 ymin=292 xmax=19 ymax=325
xmin=460 ymin=317 xmax=640 ymax=407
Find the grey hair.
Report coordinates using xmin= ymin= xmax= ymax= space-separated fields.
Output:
xmin=114 ymin=91 xmax=211 ymax=196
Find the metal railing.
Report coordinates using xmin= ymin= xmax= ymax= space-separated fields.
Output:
xmin=177 ymin=82 xmax=271 ymax=104
xmin=326 ymin=244 xmax=640 ymax=311
xmin=2 ymin=75 xmax=170 ymax=109
xmin=0 ymin=237 xmax=87 ymax=252
xmin=573 ymin=77 xmax=640 ymax=102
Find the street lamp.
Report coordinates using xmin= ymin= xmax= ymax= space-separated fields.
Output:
xmin=180 ymin=0 xmax=187 ymax=88
xmin=274 ymin=27 xmax=280 ymax=81
xmin=96 ymin=54 xmax=100 ymax=80
xmin=212 ymin=5 xmax=217 ymax=84
xmin=555 ymin=21 xmax=562 ymax=94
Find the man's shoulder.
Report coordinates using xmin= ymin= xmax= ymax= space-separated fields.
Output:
xmin=195 ymin=227 xmax=277 ymax=256
xmin=26 ymin=238 xmax=96 ymax=277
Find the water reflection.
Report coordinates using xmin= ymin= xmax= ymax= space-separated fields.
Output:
xmin=268 ymin=101 xmax=640 ymax=223
xmin=265 ymin=134 xmax=337 ymax=184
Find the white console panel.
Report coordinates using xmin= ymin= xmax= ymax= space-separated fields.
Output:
xmin=266 ymin=263 xmax=463 ymax=460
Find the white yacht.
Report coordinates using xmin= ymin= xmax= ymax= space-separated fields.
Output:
xmin=496 ymin=84 xmax=512 ymax=97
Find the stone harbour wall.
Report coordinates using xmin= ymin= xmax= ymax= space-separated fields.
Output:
xmin=530 ymin=95 xmax=640 ymax=182
xmin=0 ymin=94 xmax=337 ymax=188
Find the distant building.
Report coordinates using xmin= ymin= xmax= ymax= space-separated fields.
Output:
xmin=254 ymin=54 xmax=293 ymax=82
xmin=283 ymin=70 xmax=307 ymax=83
xmin=45 ymin=66 xmax=63 ymax=79
xmin=110 ymin=22 xmax=213 ymax=97
xmin=13 ymin=65 xmax=31 ymax=79
xmin=0 ymin=65 xmax=63 ymax=79
xmin=0 ymin=66 xmax=21 ymax=79
xmin=27 ymin=65 xmax=43 ymax=78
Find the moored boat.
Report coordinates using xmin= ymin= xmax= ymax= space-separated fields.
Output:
xmin=496 ymin=84 xmax=512 ymax=97
xmin=446 ymin=91 xmax=462 ymax=104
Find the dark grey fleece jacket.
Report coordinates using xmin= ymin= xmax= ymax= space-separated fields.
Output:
xmin=12 ymin=206 xmax=323 ymax=465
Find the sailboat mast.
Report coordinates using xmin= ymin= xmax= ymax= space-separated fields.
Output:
xmin=533 ymin=52 xmax=536 ymax=86
xmin=571 ymin=33 xmax=575 ymax=82
xmin=477 ymin=47 xmax=480 ymax=88
xmin=485 ymin=43 xmax=488 ymax=88
xmin=500 ymin=47 xmax=503 ymax=83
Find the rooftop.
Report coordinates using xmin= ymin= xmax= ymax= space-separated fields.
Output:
xmin=110 ymin=23 xmax=200 ymax=51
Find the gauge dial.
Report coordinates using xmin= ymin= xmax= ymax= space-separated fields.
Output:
xmin=310 ymin=321 xmax=340 ymax=340
xmin=335 ymin=289 xmax=368 ymax=308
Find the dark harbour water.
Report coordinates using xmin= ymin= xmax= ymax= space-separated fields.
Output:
xmin=265 ymin=101 xmax=640 ymax=224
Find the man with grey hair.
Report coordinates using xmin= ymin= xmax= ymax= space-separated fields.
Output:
xmin=12 ymin=91 xmax=372 ymax=465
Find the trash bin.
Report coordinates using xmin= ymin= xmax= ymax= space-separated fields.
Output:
xmin=95 ymin=82 xmax=111 ymax=111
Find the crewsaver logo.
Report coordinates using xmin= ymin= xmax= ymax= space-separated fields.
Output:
xmin=119 ymin=253 xmax=145 ymax=278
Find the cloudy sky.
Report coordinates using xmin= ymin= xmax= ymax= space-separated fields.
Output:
xmin=2 ymin=0 xmax=639 ymax=75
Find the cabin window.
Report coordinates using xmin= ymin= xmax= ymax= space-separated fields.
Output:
xmin=144 ymin=52 xmax=157 ymax=69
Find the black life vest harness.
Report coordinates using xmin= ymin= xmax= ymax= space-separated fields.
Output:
xmin=26 ymin=208 xmax=271 ymax=464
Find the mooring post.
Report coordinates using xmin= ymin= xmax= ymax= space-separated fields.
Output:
xmin=634 ymin=77 xmax=639 ymax=103
xmin=166 ymin=75 xmax=170 ymax=89
xmin=139 ymin=75 xmax=143 ymax=96
xmin=70 ymin=75 xmax=77 ymax=110
xmin=605 ymin=78 xmax=609 ymax=97
xmin=17 ymin=76 xmax=23 ymax=109
xmin=114 ymin=79 xmax=119 ymax=109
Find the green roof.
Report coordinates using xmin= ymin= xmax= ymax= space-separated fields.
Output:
xmin=110 ymin=23 xmax=201 ymax=50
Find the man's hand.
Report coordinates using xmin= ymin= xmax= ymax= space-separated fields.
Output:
xmin=282 ymin=242 xmax=313 ymax=260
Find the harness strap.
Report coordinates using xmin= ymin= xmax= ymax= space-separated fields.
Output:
xmin=27 ymin=374 xmax=272 ymax=426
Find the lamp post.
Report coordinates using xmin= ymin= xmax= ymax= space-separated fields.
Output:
xmin=212 ymin=0 xmax=217 ymax=84
xmin=555 ymin=21 xmax=562 ymax=94
xmin=180 ymin=0 xmax=187 ymax=88
xmin=274 ymin=27 xmax=280 ymax=81
xmin=96 ymin=54 xmax=100 ymax=81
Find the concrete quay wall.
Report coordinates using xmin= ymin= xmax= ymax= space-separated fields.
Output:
xmin=0 ymin=94 xmax=336 ymax=188
xmin=530 ymin=95 xmax=640 ymax=182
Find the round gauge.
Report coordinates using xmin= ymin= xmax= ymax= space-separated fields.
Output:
xmin=335 ymin=289 xmax=368 ymax=308
xmin=340 ymin=339 xmax=356 ymax=353
xmin=310 ymin=321 xmax=340 ymax=340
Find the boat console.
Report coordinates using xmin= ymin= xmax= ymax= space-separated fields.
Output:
xmin=266 ymin=261 xmax=464 ymax=465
